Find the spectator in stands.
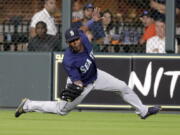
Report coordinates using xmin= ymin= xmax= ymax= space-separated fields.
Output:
xmin=139 ymin=10 xmax=156 ymax=45
xmin=146 ymin=14 xmax=178 ymax=53
xmin=28 ymin=21 xmax=60 ymax=52
xmin=150 ymin=0 xmax=180 ymax=49
xmin=72 ymin=0 xmax=84 ymax=22
xmin=30 ymin=0 xmax=57 ymax=38
xmin=101 ymin=10 xmax=120 ymax=52
xmin=150 ymin=0 xmax=180 ymax=15
xmin=72 ymin=3 xmax=105 ymax=44
xmin=102 ymin=10 xmax=115 ymax=44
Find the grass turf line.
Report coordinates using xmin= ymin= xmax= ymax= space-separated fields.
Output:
xmin=0 ymin=110 xmax=180 ymax=135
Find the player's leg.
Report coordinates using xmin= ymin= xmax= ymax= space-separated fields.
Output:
xmin=94 ymin=69 xmax=149 ymax=117
xmin=20 ymin=84 xmax=94 ymax=115
xmin=18 ymin=99 xmax=67 ymax=115
xmin=60 ymin=83 xmax=94 ymax=113
xmin=15 ymin=78 xmax=94 ymax=117
xmin=57 ymin=77 xmax=94 ymax=113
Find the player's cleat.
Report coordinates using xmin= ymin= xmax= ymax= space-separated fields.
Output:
xmin=15 ymin=98 xmax=28 ymax=118
xmin=141 ymin=106 xmax=161 ymax=119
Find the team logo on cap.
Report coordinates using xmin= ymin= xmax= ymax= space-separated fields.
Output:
xmin=70 ymin=30 xmax=75 ymax=36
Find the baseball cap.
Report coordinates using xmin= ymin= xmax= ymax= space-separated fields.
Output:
xmin=83 ymin=3 xmax=94 ymax=10
xmin=65 ymin=28 xmax=80 ymax=42
xmin=154 ymin=0 xmax=165 ymax=4
xmin=140 ymin=9 xmax=159 ymax=19
xmin=140 ymin=10 xmax=152 ymax=17
xmin=154 ymin=13 xmax=165 ymax=23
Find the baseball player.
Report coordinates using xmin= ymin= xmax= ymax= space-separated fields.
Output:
xmin=15 ymin=8 xmax=160 ymax=119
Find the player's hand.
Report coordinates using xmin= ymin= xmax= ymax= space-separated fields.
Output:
xmin=60 ymin=83 xmax=84 ymax=102
xmin=92 ymin=7 xmax=102 ymax=22
xmin=152 ymin=48 xmax=159 ymax=53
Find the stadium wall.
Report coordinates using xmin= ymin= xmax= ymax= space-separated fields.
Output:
xmin=0 ymin=52 xmax=53 ymax=108
xmin=0 ymin=53 xmax=180 ymax=109
xmin=54 ymin=53 xmax=180 ymax=110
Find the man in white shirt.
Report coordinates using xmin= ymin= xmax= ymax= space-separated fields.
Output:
xmin=72 ymin=0 xmax=84 ymax=22
xmin=30 ymin=0 xmax=57 ymax=38
xmin=146 ymin=14 xmax=178 ymax=53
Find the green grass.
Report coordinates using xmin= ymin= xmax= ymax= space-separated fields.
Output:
xmin=0 ymin=110 xmax=180 ymax=135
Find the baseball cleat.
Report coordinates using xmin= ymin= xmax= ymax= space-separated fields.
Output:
xmin=141 ymin=106 xmax=161 ymax=119
xmin=15 ymin=98 xmax=28 ymax=118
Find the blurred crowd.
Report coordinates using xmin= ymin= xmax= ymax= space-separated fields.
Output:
xmin=0 ymin=0 xmax=179 ymax=53
xmin=71 ymin=0 xmax=180 ymax=53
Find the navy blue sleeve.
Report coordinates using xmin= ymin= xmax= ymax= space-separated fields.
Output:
xmin=89 ymin=21 xmax=105 ymax=40
xmin=79 ymin=30 xmax=89 ymax=42
xmin=71 ymin=22 xmax=82 ymax=29
xmin=79 ymin=30 xmax=93 ymax=51
xmin=63 ymin=62 xmax=81 ymax=82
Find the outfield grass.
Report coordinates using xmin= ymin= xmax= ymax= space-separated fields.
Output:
xmin=0 ymin=110 xmax=180 ymax=135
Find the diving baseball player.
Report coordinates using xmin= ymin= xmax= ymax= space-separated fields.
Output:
xmin=15 ymin=8 xmax=160 ymax=119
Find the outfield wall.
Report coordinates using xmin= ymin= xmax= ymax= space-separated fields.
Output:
xmin=0 ymin=53 xmax=180 ymax=109
xmin=0 ymin=52 xmax=53 ymax=107
xmin=54 ymin=53 xmax=180 ymax=110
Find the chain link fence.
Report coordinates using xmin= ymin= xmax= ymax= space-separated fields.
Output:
xmin=0 ymin=0 xmax=179 ymax=53
xmin=0 ymin=0 xmax=62 ymax=52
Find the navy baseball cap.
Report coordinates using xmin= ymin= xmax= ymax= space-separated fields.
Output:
xmin=154 ymin=13 xmax=165 ymax=23
xmin=65 ymin=28 xmax=80 ymax=42
xmin=140 ymin=9 xmax=158 ymax=18
xmin=140 ymin=10 xmax=148 ymax=17
xmin=83 ymin=3 xmax=94 ymax=10
xmin=154 ymin=0 xmax=165 ymax=4
xmin=140 ymin=10 xmax=152 ymax=17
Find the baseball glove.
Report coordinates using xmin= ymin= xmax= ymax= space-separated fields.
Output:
xmin=60 ymin=84 xmax=84 ymax=102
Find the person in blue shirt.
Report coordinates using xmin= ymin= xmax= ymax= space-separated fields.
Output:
xmin=72 ymin=3 xmax=105 ymax=44
xmin=15 ymin=8 xmax=161 ymax=120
